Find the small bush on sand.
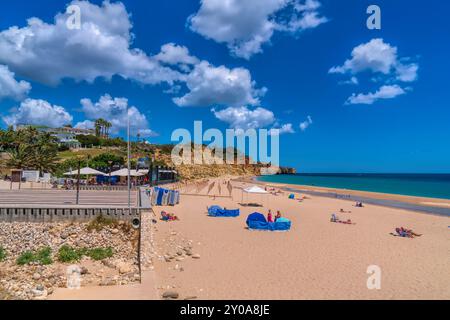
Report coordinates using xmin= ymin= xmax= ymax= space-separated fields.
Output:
xmin=58 ymin=245 xmax=85 ymax=263
xmin=0 ymin=246 xmax=7 ymax=262
xmin=16 ymin=251 xmax=35 ymax=266
xmin=58 ymin=245 xmax=113 ymax=262
xmin=87 ymin=247 xmax=114 ymax=261
xmin=36 ymin=247 xmax=53 ymax=265
xmin=16 ymin=247 xmax=53 ymax=266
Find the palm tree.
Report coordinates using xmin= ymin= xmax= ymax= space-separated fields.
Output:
xmin=4 ymin=144 xmax=33 ymax=169
xmin=1 ymin=127 xmax=59 ymax=173
xmin=30 ymin=145 xmax=59 ymax=173
xmin=104 ymin=120 xmax=112 ymax=138
xmin=94 ymin=119 xmax=102 ymax=137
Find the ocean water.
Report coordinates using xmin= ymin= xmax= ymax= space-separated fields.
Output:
xmin=257 ymin=174 xmax=450 ymax=200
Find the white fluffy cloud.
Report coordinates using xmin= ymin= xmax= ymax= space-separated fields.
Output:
xmin=0 ymin=1 xmax=266 ymax=110
xmin=173 ymin=61 xmax=266 ymax=107
xmin=78 ymin=94 xmax=155 ymax=135
xmin=270 ymin=123 xmax=295 ymax=135
xmin=138 ymin=128 xmax=159 ymax=138
xmin=299 ymin=115 xmax=312 ymax=131
xmin=74 ymin=120 xmax=95 ymax=130
xmin=155 ymin=43 xmax=200 ymax=66
xmin=3 ymin=98 xmax=72 ymax=127
xmin=330 ymin=39 xmax=418 ymax=105
xmin=0 ymin=1 xmax=180 ymax=85
xmin=346 ymin=85 xmax=406 ymax=105
xmin=329 ymin=38 xmax=418 ymax=82
xmin=188 ymin=0 xmax=327 ymax=59
xmin=0 ymin=65 xmax=31 ymax=101
xmin=212 ymin=106 xmax=275 ymax=130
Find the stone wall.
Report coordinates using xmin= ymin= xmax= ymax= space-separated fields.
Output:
xmin=0 ymin=207 xmax=139 ymax=223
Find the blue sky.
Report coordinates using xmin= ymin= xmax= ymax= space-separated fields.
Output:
xmin=0 ymin=0 xmax=449 ymax=173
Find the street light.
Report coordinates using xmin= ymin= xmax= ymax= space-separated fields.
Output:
xmin=127 ymin=106 xmax=131 ymax=210
xmin=108 ymin=160 xmax=113 ymax=186
xmin=76 ymin=156 xmax=83 ymax=205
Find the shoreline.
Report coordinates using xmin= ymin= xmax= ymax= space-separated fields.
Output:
xmin=245 ymin=176 xmax=450 ymax=217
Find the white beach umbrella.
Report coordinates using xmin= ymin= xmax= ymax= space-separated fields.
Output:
xmin=243 ymin=186 xmax=269 ymax=194
xmin=242 ymin=185 xmax=269 ymax=205
xmin=109 ymin=168 xmax=147 ymax=177
xmin=63 ymin=167 xmax=107 ymax=176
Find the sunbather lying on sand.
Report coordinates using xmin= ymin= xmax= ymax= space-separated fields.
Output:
xmin=392 ymin=227 xmax=422 ymax=238
xmin=330 ymin=214 xmax=355 ymax=225
xmin=161 ymin=211 xmax=179 ymax=221
xmin=339 ymin=209 xmax=352 ymax=213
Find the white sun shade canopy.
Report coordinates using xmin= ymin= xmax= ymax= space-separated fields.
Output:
xmin=109 ymin=168 xmax=148 ymax=177
xmin=243 ymin=186 xmax=269 ymax=194
xmin=64 ymin=167 xmax=107 ymax=176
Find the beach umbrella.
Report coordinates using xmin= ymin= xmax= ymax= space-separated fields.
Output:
xmin=109 ymin=168 xmax=147 ymax=177
xmin=242 ymin=186 xmax=269 ymax=206
xmin=64 ymin=167 xmax=107 ymax=176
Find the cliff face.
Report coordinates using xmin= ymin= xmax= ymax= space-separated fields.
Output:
xmin=149 ymin=145 xmax=295 ymax=181
xmin=175 ymin=164 xmax=262 ymax=180
xmin=278 ymin=167 xmax=297 ymax=175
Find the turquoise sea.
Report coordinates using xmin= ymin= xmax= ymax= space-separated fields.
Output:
xmin=257 ymin=174 xmax=450 ymax=200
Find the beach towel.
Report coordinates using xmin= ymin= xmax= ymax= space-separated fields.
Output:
xmin=156 ymin=188 xmax=164 ymax=205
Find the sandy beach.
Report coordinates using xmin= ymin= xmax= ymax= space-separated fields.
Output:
xmin=151 ymin=178 xmax=450 ymax=300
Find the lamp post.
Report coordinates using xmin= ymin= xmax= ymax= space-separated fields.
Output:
xmin=149 ymin=155 xmax=154 ymax=186
xmin=76 ymin=157 xmax=82 ymax=205
xmin=127 ymin=106 xmax=131 ymax=210
xmin=108 ymin=160 xmax=113 ymax=186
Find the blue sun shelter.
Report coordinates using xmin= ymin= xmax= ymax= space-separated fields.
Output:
xmin=208 ymin=205 xmax=240 ymax=217
xmin=246 ymin=213 xmax=292 ymax=231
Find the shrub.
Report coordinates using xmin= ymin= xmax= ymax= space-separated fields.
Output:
xmin=36 ymin=247 xmax=53 ymax=265
xmin=16 ymin=247 xmax=53 ymax=265
xmin=76 ymin=134 xmax=101 ymax=147
xmin=16 ymin=251 xmax=35 ymax=266
xmin=0 ymin=246 xmax=7 ymax=262
xmin=87 ymin=247 xmax=114 ymax=261
xmin=58 ymin=245 xmax=84 ymax=263
xmin=58 ymin=245 xmax=113 ymax=262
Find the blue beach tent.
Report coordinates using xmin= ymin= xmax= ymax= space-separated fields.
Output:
xmin=288 ymin=194 xmax=295 ymax=199
xmin=208 ymin=205 xmax=240 ymax=217
xmin=246 ymin=212 xmax=292 ymax=231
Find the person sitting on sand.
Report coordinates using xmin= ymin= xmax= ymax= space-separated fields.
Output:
xmin=267 ymin=210 xmax=273 ymax=223
xmin=330 ymin=214 xmax=338 ymax=222
xmin=275 ymin=211 xmax=282 ymax=222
